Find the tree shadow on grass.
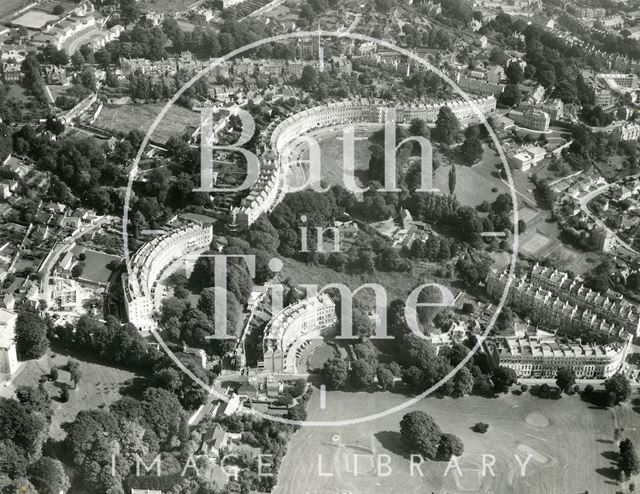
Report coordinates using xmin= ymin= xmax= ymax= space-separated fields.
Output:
xmin=602 ymin=450 xmax=619 ymax=462
xmin=595 ymin=466 xmax=619 ymax=481
xmin=374 ymin=431 xmax=408 ymax=458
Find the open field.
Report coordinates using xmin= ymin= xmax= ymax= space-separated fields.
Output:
xmin=94 ymin=103 xmax=201 ymax=144
xmin=0 ymin=0 xmax=32 ymax=19
xmin=139 ymin=0 xmax=201 ymax=15
xmin=0 ymin=349 xmax=138 ymax=441
xmin=434 ymin=161 xmax=508 ymax=209
xmin=287 ymin=124 xmax=379 ymax=189
xmin=275 ymin=389 xmax=625 ymax=494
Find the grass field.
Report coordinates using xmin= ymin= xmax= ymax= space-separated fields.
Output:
xmin=0 ymin=0 xmax=31 ymax=18
xmin=1 ymin=349 xmax=137 ymax=441
xmin=94 ymin=103 xmax=201 ymax=144
xmin=139 ymin=0 xmax=199 ymax=14
xmin=275 ymin=389 xmax=626 ymax=494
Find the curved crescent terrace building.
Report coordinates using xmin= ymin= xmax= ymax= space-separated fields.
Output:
xmin=261 ymin=294 xmax=338 ymax=374
xmin=123 ymin=224 xmax=213 ymax=332
xmin=232 ymin=96 xmax=497 ymax=229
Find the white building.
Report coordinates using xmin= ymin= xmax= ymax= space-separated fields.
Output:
xmin=508 ymin=144 xmax=546 ymax=171
xmin=262 ymin=294 xmax=337 ymax=374
xmin=123 ymin=224 xmax=213 ymax=332
xmin=614 ymin=122 xmax=640 ymax=141
xmin=487 ymin=334 xmax=630 ymax=379
xmin=0 ymin=308 xmax=18 ymax=380
xmin=541 ymin=98 xmax=564 ymax=120
xmin=509 ymin=108 xmax=550 ymax=131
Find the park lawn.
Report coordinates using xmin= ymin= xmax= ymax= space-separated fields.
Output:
xmin=0 ymin=0 xmax=31 ymax=17
xmin=6 ymin=349 xmax=138 ymax=441
xmin=138 ymin=0 xmax=199 ymax=14
xmin=94 ymin=103 xmax=201 ymax=145
xmin=275 ymin=388 xmax=623 ymax=494
xmin=434 ymin=160 xmax=509 ymax=209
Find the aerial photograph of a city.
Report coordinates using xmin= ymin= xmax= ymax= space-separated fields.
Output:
xmin=4 ymin=0 xmax=640 ymax=493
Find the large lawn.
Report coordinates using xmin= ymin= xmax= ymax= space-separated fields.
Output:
xmin=0 ymin=0 xmax=32 ymax=18
xmin=275 ymin=389 xmax=626 ymax=494
xmin=94 ymin=103 xmax=201 ymax=144
xmin=1 ymin=349 xmax=138 ymax=441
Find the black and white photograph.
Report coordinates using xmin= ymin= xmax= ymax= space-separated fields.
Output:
xmin=0 ymin=0 xmax=639 ymax=493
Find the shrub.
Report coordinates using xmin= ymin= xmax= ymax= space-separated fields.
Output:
xmin=49 ymin=367 xmax=58 ymax=380
xmin=520 ymin=383 xmax=529 ymax=392
xmin=473 ymin=422 xmax=489 ymax=433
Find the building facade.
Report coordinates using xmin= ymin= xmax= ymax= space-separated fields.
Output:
xmin=123 ymin=224 xmax=213 ymax=332
xmin=487 ymin=333 xmax=630 ymax=379
xmin=261 ymin=294 xmax=337 ymax=374
xmin=233 ymin=96 xmax=497 ymax=228
xmin=0 ymin=308 xmax=18 ymax=380
xmin=509 ymin=108 xmax=550 ymax=131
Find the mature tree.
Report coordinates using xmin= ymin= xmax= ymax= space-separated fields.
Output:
xmin=197 ymin=287 xmax=241 ymax=336
xmin=322 ymin=357 xmax=349 ymax=389
xmin=555 ymin=367 xmax=576 ymax=393
xmin=437 ymin=433 xmax=464 ymax=459
xmin=433 ymin=106 xmax=460 ymax=145
xmin=499 ymin=84 xmax=522 ymax=106
xmin=0 ymin=398 xmax=48 ymax=457
xmin=605 ymin=374 xmax=631 ymax=405
xmin=15 ymin=312 xmax=49 ymax=360
xmin=492 ymin=366 xmax=517 ymax=393
xmin=453 ymin=366 xmax=474 ymax=397
xmin=505 ymin=63 xmax=524 ymax=84
xmin=460 ymin=134 xmax=483 ymax=164
xmin=68 ymin=359 xmax=82 ymax=389
xmin=376 ymin=366 xmax=395 ymax=390
xmin=353 ymin=340 xmax=377 ymax=365
xmin=28 ymin=457 xmax=70 ymax=494
xmin=400 ymin=411 xmax=442 ymax=459
xmin=16 ymin=386 xmax=52 ymax=420
xmin=619 ymin=439 xmax=640 ymax=477
xmin=300 ymin=65 xmax=318 ymax=91
xmin=0 ymin=439 xmax=29 ymax=478
xmin=350 ymin=359 xmax=375 ymax=388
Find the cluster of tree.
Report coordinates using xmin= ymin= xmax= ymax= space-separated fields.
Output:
xmin=13 ymin=128 xmax=146 ymax=213
xmin=0 ymin=391 xmax=70 ymax=494
xmin=580 ymin=104 xmax=614 ymax=127
xmin=400 ymin=411 xmax=464 ymax=460
xmin=581 ymin=374 xmax=632 ymax=407
xmin=460 ymin=126 xmax=484 ymax=165
xmin=66 ymin=388 xmax=189 ymax=492
xmin=299 ymin=0 xmax=341 ymax=24
xmin=484 ymin=13 xmax=591 ymax=100
xmin=408 ymin=233 xmax=460 ymax=263
xmin=100 ymin=24 xmax=169 ymax=63
xmin=21 ymin=55 xmax=47 ymax=104
xmin=619 ymin=438 xmax=640 ymax=481
xmin=221 ymin=411 xmax=304 ymax=492
xmin=321 ymin=338 xmax=402 ymax=390
xmin=15 ymin=310 xmax=49 ymax=361
xmin=128 ymin=71 xmax=209 ymax=105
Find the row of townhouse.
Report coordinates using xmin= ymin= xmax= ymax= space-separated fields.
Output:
xmin=231 ymin=96 xmax=497 ymax=229
xmin=486 ymin=271 xmax=629 ymax=338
